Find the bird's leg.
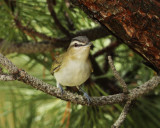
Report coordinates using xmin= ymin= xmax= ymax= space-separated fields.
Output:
xmin=77 ymin=86 xmax=91 ymax=104
xmin=57 ymin=82 xmax=64 ymax=95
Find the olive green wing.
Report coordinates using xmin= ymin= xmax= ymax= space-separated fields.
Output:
xmin=51 ymin=53 xmax=65 ymax=75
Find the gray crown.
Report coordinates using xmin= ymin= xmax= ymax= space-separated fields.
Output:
xmin=72 ymin=36 xmax=89 ymax=43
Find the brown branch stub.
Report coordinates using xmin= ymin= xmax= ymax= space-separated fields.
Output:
xmin=108 ymin=56 xmax=128 ymax=93
xmin=112 ymin=100 xmax=132 ymax=128
xmin=46 ymin=0 xmax=71 ymax=37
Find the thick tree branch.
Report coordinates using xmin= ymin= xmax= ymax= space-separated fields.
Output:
xmin=0 ymin=53 xmax=159 ymax=106
xmin=70 ymin=0 xmax=160 ymax=72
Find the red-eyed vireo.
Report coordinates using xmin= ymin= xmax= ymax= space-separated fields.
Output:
xmin=51 ymin=36 xmax=93 ymax=103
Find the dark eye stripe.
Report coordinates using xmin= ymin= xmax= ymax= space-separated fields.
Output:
xmin=74 ymin=43 xmax=83 ymax=47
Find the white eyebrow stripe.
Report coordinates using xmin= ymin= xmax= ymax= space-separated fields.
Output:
xmin=69 ymin=41 xmax=85 ymax=47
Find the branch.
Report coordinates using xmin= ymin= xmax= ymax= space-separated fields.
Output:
xmin=0 ymin=53 xmax=160 ymax=106
xmin=70 ymin=0 xmax=160 ymax=71
xmin=4 ymin=1 xmax=54 ymax=42
xmin=0 ymin=26 xmax=109 ymax=54
xmin=93 ymin=41 xmax=120 ymax=58
xmin=46 ymin=0 xmax=71 ymax=37
xmin=64 ymin=5 xmax=75 ymax=31
xmin=0 ymin=40 xmax=53 ymax=54
xmin=112 ymin=100 xmax=132 ymax=128
xmin=0 ymin=74 xmax=16 ymax=81
xmin=108 ymin=55 xmax=131 ymax=127
xmin=108 ymin=56 xmax=128 ymax=93
xmin=14 ymin=18 xmax=57 ymax=42
xmin=90 ymin=54 xmax=122 ymax=94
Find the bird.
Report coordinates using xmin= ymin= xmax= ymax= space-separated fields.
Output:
xmin=51 ymin=36 xmax=93 ymax=103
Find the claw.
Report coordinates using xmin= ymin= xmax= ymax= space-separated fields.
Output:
xmin=57 ymin=82 xmax=64 ymax=95
xmin=78 ymin=87 xmax=92 ymax=104
xmin=83 ymin=92 xmax=91 ymax=104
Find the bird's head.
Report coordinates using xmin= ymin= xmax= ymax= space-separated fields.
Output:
xmin=67 ymin=36 xmax=92 ymax=60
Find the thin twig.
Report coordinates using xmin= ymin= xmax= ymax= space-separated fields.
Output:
xmin=111 ymin=100 xmax=132 ymax=128
xmin=14 ymin=18 xmax=57 ymax=42
xmin=93 ymin=41 xmax=120 ymax=58
xmin=64 ymin=0 xmax=75 ymax=31
xmin=108 ymin=56 xmax=128 ymax=93
xmin=108 ymin=55 xmax=131 ymax=127
xmin=64 ymin=12 xmax=75 ymax=31
xmin=46 ymin=0 xmax=70 ymax=37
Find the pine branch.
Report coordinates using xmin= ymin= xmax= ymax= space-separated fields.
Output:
xmin=108 ymin=56 xmax=128 ymax=93
xmin=4 ymin=1 xmax=58 ymax=42
xmin=108 ymin=55 xmax=130 ymax=127
xmin=0 ymin=40 xmax=53 ymax=54
xmin=0 ymin=26 xmax=109 ymax=54
xmin=0 ymin=53 xmax=159 ymax=106
xmin=112 ymin=100 xmax=132 ymax=128
xmin=64 ymin=0 xmax=75 ymax=31
xmin=93 ymin=41 xmax=120 ymax=58
xmin=46 ymin=0 xmax=71 ymax=37
xmin=0 ymin=74 xmax=16 ymax=81
xmin=14 ymin=18 xmax=57 ymax=42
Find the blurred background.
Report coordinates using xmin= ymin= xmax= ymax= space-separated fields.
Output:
xmin=0 ymin=0 xmax=160 ymax=128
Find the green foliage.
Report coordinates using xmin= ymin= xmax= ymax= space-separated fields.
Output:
xmin=0 ymin=0 xmax=160 ymax=128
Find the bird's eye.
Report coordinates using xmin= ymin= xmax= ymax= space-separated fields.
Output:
xmin=74 ymin=43 xmax=79 ymax=47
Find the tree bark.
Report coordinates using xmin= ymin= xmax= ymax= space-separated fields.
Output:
xmin=71 ymin=0 xmax=160 ymax=72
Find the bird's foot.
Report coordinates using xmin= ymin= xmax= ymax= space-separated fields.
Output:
xmin=79 ymin=87 xmax=92 ymax=104
xmin=57 ymin=83 xmax=64 ymax=95
xmin=83 ymin=92 xmax=92 ymax=104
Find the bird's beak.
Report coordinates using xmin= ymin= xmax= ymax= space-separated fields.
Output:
xmin=84 ymin=42 xmax=92 ymax=47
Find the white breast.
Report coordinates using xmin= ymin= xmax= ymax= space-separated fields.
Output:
xmin=54 ymin=60 xmax=91 ymax=86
